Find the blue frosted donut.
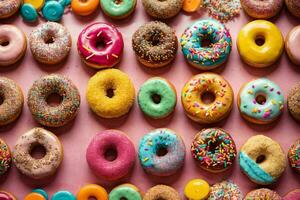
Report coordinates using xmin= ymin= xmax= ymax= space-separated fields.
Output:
xmin=138 ymin=128 xmax=186 ymax=176
xmin=42 ymin=1 xmax=64 ymax=21
xmin=180 ymin=19 xmax=232 ymax=70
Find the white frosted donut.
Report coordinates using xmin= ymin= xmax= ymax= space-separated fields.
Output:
xmin=0 ymin=25 xmax=27 ymax=66
xmin=29 ymin=22 xmax=72 ymax=64
xmin=12 ymin=127 xmax=63 ymax=179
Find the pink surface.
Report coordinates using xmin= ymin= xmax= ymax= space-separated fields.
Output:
xmin=0 ymin=3 xmax=300 ymax=199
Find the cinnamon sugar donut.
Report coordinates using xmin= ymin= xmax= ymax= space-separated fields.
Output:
xmin=0 ymin=0 xmax=21 ymax=19
xmin=29 ymin=22 xmax=72 ymax=64
xmin=142 ymin=0 xmax=183 ymax=19
xmin=286 ymin=0 xmax=300 ymax=18
xmin=240 ymin=0 xmax=283 ymax=19
xmin=287 ymin=82 xmax=300 ymax=122
xmin=143 ymin=185 xmax=181 ymax=200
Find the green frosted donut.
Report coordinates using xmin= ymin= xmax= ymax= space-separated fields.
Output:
xmin=100 ymin=0 xmax=136 ymax=19
xmin=138 ymin=77 xmax=176 ymax=119
xmin=109 ymin=184 xmax=142 ymax=200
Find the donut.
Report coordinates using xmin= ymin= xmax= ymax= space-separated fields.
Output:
xmin=237 ymin=78 xmax=284 ymax=124
xmin=86 ymin=69 xmax=135 ymax=118
xmin=77 ymin=22 xmax=123 ymax=69
xmin=86 ymin=130 xmax=136 ymax=181
xmin=0 ymin=191 xmax=16 ymax=200
xmin=109 ymin=184 xmax=142 ymax=200
xmin=42 ymin=1 xmax=64 ymax=22
xmin=0 ymin=138 xmax=11 ymax=175
xmin=284 ymin=189 xmax=300 ymax=200
xmin=182 ymin=0 xmax=203 ymax=12
xmin=29 ymin=22 xmax=72 ymax=64
xmin=27 ymin=74 xmax=80 ymax=127
xmin=245 ymin=188 xmax=281 ymax=200
xmin=286 ymin=0 xmax=300 ymax=18
xmin=181 ymin=73 xmax=234 ymax=124
xmin=239 ymin=135 xmax=286 ymax=185
xmin=142 ymin=0 xmax=183 ymax=19
xmin=208 ymin=181 xmax=243 ymax=200
xmin=237 ymin=20 xmax=284 ymax=68
xmin=31 ymin=189 xmax=48 ymax=200
xmin=138 ymin=77 xmax=177 ymax=119
xmin=24 ymin=193 xmax=47 ymax=200
xmin=240 ymin=0 xmax=283 ymax=19
xmin=288 ymin=139 xmax=300 ymax=173
xmin=180 ymin=19 xmax=232 ymax=70
xmin=0 ymin=77 xmax=24 ymax=126
xmin=132 ymin=21 xmax=178 ymax=68
xmin=0 ymin=25 xmax=27 ymax=66
xmin=24 ymin=0 xmax=45 ymax=10
xmin=184 ymin=179 xmax=210 ymax=200
xmin=71 ymin=0 xmax=99 ymax=16
xmin=191 ymin=128 xmax=237 ymax=172
xmin=287 ymin=82 xmax=300 ymax=122
xmin=143 ymin=185 xmax=181 ymax=200
xmin=0 ymin=0 xmax=21 ymax=19
xmin=286 ymin=26 xmax=300 ymax=65
xmin=52 ymin=191 xmax=76 ymax=200
xmin=20 ymin=4 xmax=38 ymax=22
xmin=77 ymin=184 xmax=108 ymax=200
xmin=138 ymin=128 xmax=185 ymax=176
xmin=100 ymin=0 xmax=137 ymax=19
xmin=12 ymin=127 xmax=64 ymax=179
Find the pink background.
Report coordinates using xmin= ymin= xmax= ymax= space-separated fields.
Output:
xmin=0 ymin=2 xmax=300 ymax=199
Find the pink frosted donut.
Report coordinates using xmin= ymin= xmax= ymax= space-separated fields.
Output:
xmin=0 ymin=0 xmax=21 ymax=19
xmin=286 ymin=26 xmax=300 ymax=65
xmin=240 ymin=0 xmax=283 ymax=19
xmin=77 ymin=22 xmax=124 ymax=69
xmin=0 ymin=25 xmax=27 ymax=66
xmin=86 ymin=130 xmax=136 ymax=181
xmin=284 ymin=189 xmax=300 ymax=200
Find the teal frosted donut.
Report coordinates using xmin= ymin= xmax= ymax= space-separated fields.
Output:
xmin=100 ymin=0 xmax=136 ymax=19
xmin=20 ymin=4 xmax=38 ymax=22
xmin=238 ymin=78 xmax=284 ymax=124
xmin=180 ymin=19 xmax=232 ymax=70
xmin=138 ymin=77 xmax=176 ymax=119
xmin=109 ymin=184 xmax=142 ymax=200
xmin=138 ymin=128 xmax=185 ymax=176
xmin=42 ymin=1 xmax=64 ymax=21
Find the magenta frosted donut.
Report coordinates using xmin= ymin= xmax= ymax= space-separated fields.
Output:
xmin=77 ymin=22 xmax=124 ymax=69
xmin=240 ymin=0 xmax=283 ymax=19
xmin=86 ymin=130 xmax=136 ymax=181
xmin=284 ymin=189 xmax=300 ymax=200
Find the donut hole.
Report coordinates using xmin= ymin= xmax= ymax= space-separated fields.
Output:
xmin=46 ymin=93 xmax=63 ymax=106
xmin=256 ymin=155 xmax=266 ymax=164
xmin=201 ymin=91 xmax=216 ymax=104
xmin=30 ymin=144 xmax=46 ymax=159
xmin=114 ymin=0 xmax=123 ymax=4
xmin=208 ymin=140 xmax=220 ymax=154
xmin=104 ymin=147 xmax=118 ymax=161
xmin=95 ymin=39 xmax=106 ymax=50
xmin=255 ymin=35 xmax=265 ymax=46
xmin=106 ymin=88 xmax=115 ymax=98
xmin=156 ymin=146 xmax=168 ymax=157
xmin=0 ymin=39 xmax=9 ymax=47
xmin=120 ymin=198 xmax=128 ymax=200
xmin=44 ymin=32 xmax=55 ymax=44
xmin=88 ymin=197 xmax=97 ymax=200
xmin=151 ymin=93 xmax=161 ymax=104
xmin=255 ymin=94 xmax=267 ymax=105
xmin=148 ymin=30 xmax=163 ymax=46
xmin=200 ymin=36 xmax=213 ymax=48
xmin=0 ymin=95 xmax=4 ymax=105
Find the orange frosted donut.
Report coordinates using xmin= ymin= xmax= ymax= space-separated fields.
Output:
xmin=71 ymin=0 xmax=99 ymax=16
xmin=77 ymin=184 xmax=108 ymax=200
xmin=182 ymin=0 xmax=202 ymax=12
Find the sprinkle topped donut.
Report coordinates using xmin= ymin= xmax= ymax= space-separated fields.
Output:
xmin=0 ymin=139 xmax=11 ymax=175
xmin=245 ymin=188 xmax=281 ymax=200
xmin=0 ymin=0 xmax=21 ymax=19
xmin=288 ymin=139 xmax=300 ymax=173
xmin=180 ymin=19 xmax=232 ymax=70
xmin=208 ymin=181 xmax=243 ymax=200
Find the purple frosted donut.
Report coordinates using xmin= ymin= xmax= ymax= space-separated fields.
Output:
xmin=240 ymin=0 xmax=283 ymax=19
xmin=86 ymin=130 xmax=136 ymax=181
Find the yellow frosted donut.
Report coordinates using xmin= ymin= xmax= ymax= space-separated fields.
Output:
xmin=24 ymin=0 xmax=45 ymax=10
xmin=86 ymin=69 xmax=135 ymax=118
xmin=237 ymin=20 xmax=284 ymax=68
xmin=184 ymin=179 xmax=210 ymax=200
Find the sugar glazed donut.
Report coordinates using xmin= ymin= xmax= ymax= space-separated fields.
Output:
xmin=86 ymin=130 xmax=136 ymax=181
xmin=0 ymin=25 xmax=27 ymax=66
xmin=29 ymin=22 xmax=72 ymax=64
xmin=138 ymin=128 xmax=185 ymax=176
xmin=132 ymin=21 xmax=178 ymax=68
xmin=286 ymin=0 xmax=300 ymax=18
xmin=239 ymin=135 xmax=286 ymax=185
xmin=0 ymin=191 xmax=16 ymax=200
xmin=288 ymin=139 xmax=300 ymax=173
xmin=237 ymin=20 xmax=284 ymax=68
xmin=0 ymin=0 xmax=21 ymax=19
xmin=86 ymin=69 xmax=135 ymax=118
xmin=208 ymin=181 xmax=243 ymax=200
xmin=0 ymin=77 xmax=24 ymax=126
xmin=12 ymin=128 xmax=63 ymax=179
xmin=245 ymin=188 xmax=281 ymax=200
xmin=142 ymin=0 xmax=183 ymax=19
xmin=77 ymin=184 xmax=108 ymax=200
xmin=143 ymin=185 xmax=181 ymax=200
xmin=284 ymin=189 xmax=300 ymax=200
xmin=240 ymin=0 xmax=283 ymax=19
xmin=238 ymin=78 xmax=284 ymax=124
xmin=180 ymin=19 xmax=232 ymax=70
xmin=109 ymin=184 xmax=142 ymax=200
xmin=191 ymin=128 xmax=237 ymax=172
xmin=287 ymin=82 xmax=300 ymax=122
xmin=77 ymin=22 xmax=124 ymax=69
xmin=0 ymin=139 xmax=11 ymax=175
xmin=27 ymin=74 xmax=80 ymax=127
xmin=101 ymin=0 xmax=137 ymax=19
xmin=286 ymin=26 xmax=300 ymax=65
xmin=181 ymin=73 xmax=234 ymax=124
